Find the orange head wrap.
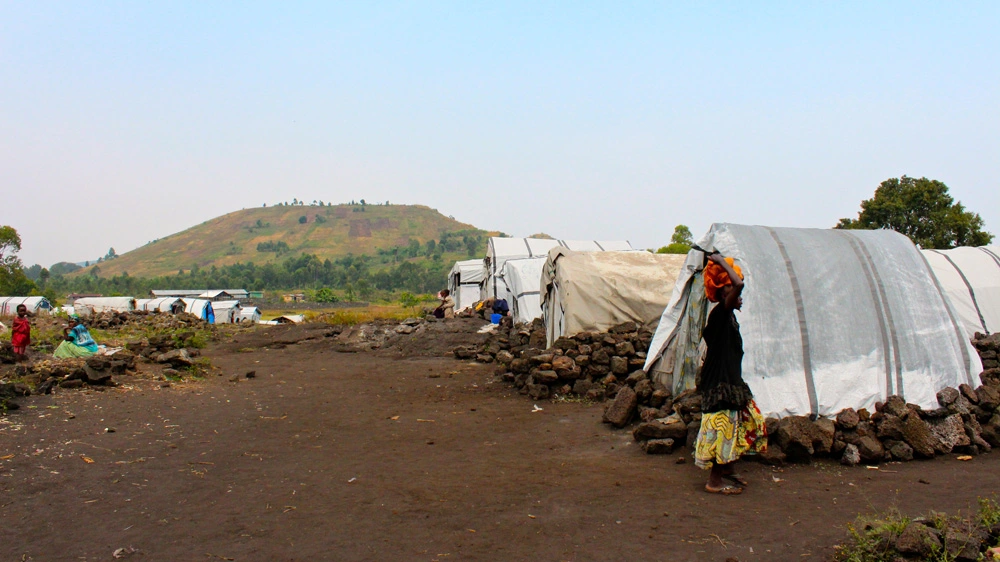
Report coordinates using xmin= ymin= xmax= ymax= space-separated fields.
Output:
xmin=704 ymin=257 xmax=743 ymax=303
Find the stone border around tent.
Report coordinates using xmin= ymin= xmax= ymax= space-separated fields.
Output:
xmin=459 ymin=322 xmax=1000 ymax=466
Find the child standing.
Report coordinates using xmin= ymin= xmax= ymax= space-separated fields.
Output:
xmin=11 ymin=304 xmax=31 ymax=363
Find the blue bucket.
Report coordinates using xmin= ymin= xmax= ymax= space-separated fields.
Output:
xmin=490 ymin=313 xmax=502 ymax=324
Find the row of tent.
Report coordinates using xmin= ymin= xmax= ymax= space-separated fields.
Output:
xmin=0 ymin=296 xmax=261 ymax=324
xmin=449 ymin=231 xmax=1000 ymax=418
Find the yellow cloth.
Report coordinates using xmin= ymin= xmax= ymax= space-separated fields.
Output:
xmin=694 ymin=400 xmax=767 ymax=469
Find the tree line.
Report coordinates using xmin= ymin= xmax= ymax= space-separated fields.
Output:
xmin=32 ymin=253 xmax=455 ymax=302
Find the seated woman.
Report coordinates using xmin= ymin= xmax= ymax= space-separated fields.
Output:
xmin=432 ymin=289 xmax=456 ymax=319
xmin=53 ymin=316 xmax=100 ymax=358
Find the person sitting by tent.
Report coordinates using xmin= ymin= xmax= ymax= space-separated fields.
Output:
xmin=694 ymin=253 xmax=766 ymax=495
xmin=433 ymin=289 xmax=455 ymax=319
xmin=53 ymin=316 xmax=100 ymax=358
xmin=492 ymin=298 xmax=509 ymax=317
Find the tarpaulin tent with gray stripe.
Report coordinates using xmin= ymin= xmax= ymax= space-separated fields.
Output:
xmin=643 ymin=223 xmax=982 ymax=419
xmin=921 ymin=246 xmax=1000 ymax=339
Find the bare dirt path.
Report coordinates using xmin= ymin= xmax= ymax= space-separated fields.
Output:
xmin=3 ymin=334 xmax=1000 ymax=561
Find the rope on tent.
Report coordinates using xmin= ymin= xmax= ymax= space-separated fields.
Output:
xmin=765 ymin=227 xmax=819 ymax=417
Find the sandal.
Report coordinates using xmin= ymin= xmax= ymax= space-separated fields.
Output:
xmin=724 ymin=474 xmax=749 ymax=487
xmin=705 ymin=484 xmax=743 ymax=495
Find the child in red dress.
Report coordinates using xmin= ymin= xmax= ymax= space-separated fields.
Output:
xmin=11 ymin=304 xmax=31 ymax=363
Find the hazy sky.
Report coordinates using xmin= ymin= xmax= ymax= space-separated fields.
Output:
xmin=2 ymin=2 xmax=998 ymax=267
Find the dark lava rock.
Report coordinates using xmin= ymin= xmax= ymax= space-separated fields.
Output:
xmin=602 ymin=386 xmax=637 ymax=428
xmin=836 ymin=408 xmax=860 ymax=430
xmin=641 ymin=439 xmax=676 ymax=455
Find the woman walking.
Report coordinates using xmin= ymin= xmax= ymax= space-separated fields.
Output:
xmin=695 ymin=253 xmax=766 ymax=495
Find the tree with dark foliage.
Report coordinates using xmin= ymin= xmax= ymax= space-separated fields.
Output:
xmin=836 ymin=176 xmax=992 ymax=249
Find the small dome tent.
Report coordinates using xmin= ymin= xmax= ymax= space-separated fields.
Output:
xmin=448 ymin=259 xmax=486 ymax=311
xmin=211 ymin=300 xmax=241 ymax=324
xmin=237 ymin=307 xmax=261 ymax=323
xmin=541 ymin=249 xmax=687 ymax=348
xmin=181 ymin=299 xmax=215 ymax=323
xmin=0 ymin=296 xmax=52 ymax=316
xmin=921 ymin=246 xmax=1000 ymax=338
xmin=643 ymin=224 xmax=982 ymax=419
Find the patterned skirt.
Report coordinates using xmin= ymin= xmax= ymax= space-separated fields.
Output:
xmin=694 ymin=400 xmax=767 ymax=469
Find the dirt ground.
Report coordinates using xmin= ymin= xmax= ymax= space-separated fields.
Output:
xmin=3 ymin=325 xmax=1000 ymax=561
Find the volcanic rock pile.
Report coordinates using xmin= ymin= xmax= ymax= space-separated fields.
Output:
xmin=457 ymin=319 xmax=660 ymax=401
xmin=85 ymin=310 xmax=209 ymax=330
xmin=467 ymin=322 xmax=1000 ymax=465
xmin=0 ymin=352 xmax=139 ymax=408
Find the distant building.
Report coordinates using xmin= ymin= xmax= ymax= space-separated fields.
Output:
xmin=282 ymin=293 xmax=306 ymax=303
xmin=66 ymin=293 xmax=102 ymax=304
xmin=249 ymin=291 xmax=264 ymax=300
xmin=151 ymin=289 xmax=250 ymax=302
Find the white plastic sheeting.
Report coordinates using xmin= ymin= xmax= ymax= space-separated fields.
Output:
xmin=448 ymin=259 xmax=486 ymax=311
xmin=238 ymin=307 xmax=261 ymax=323
xmin=0 ymin=296 xmax=52 ymax=316
xmin=211 ymin=300 xmax=241 ymax=324
xmin=500 ymin=258 xmax=547 ymax=324
xmin=541 ymin=249 xmax=686 ymax=347
xmin=181 ymin=299 xmax=215 ymax=322
xmin=73 ymin=297 xmax=136 ymax=316
xmin=135 ymin=297 xmax=185 ymax=313
xmin=274 ymin=314 xmax=305 ymax=324
xmin=643 ymin=224 xmax=982 ymax=419
xmin=483 ymin=237 xmax=633 ymax=306
xmin=922 ymin=246 xmax=1000 ymax=338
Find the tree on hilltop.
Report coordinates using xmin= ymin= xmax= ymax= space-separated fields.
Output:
xmin=835 ymin=176 xmax=992 ymax=249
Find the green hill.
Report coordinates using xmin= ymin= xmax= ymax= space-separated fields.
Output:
xmin=82 ymin=204 xmax=491 ymax=278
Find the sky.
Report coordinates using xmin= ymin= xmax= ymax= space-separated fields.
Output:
xmin=2 ymin=2 xmax=998 ymax=267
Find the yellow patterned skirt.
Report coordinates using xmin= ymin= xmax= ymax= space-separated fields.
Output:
xmin=694 ymin=400 xmax=767 ymax=469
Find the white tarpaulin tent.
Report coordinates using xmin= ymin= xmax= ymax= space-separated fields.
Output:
xmin=643 ymin=224 xmax=982 ymax=419
xmin=482 ymin=237 xmax=634 ymax=308
xmin=922 ymin=246 xmax=1000 ymax=338
xmin=0 ymin=296 xmax=52 ymax=316
xmin=238 ymin=307 xmax=261 ymax=323
xmin=181 ymin=298 xmax=215 ymax=322
xmin=500 ymin=257 xmax=547 ymax=324
xmin=448 ymin=259 xmax=486 ymax=311
xmin=73 ymin=297 xmax=136 ymax=316
xmin=211 ymin=300 xmax=241 ymax=324
xmin=541 ymin=249 xmax=687 ymax=347
xmin=135 ymin=297 xmax=186 ymax=313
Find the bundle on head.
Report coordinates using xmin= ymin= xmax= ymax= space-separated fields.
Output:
xmin=703 ymin=257 xmax=743 ymax=303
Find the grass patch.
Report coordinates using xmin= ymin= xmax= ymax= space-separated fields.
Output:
xmin=315 ymin=304 xmax=420 ymax=325
xmin=833 ymin=508 xmax=912 ymax=562
xmin=833 ymin=500 xmax=1000 ymax=562
xmin=184 ymin=357 xmax=214 ymax=378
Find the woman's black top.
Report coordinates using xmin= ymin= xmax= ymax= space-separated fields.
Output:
xmin=697 ymin=301 xmax=753 ymax=413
